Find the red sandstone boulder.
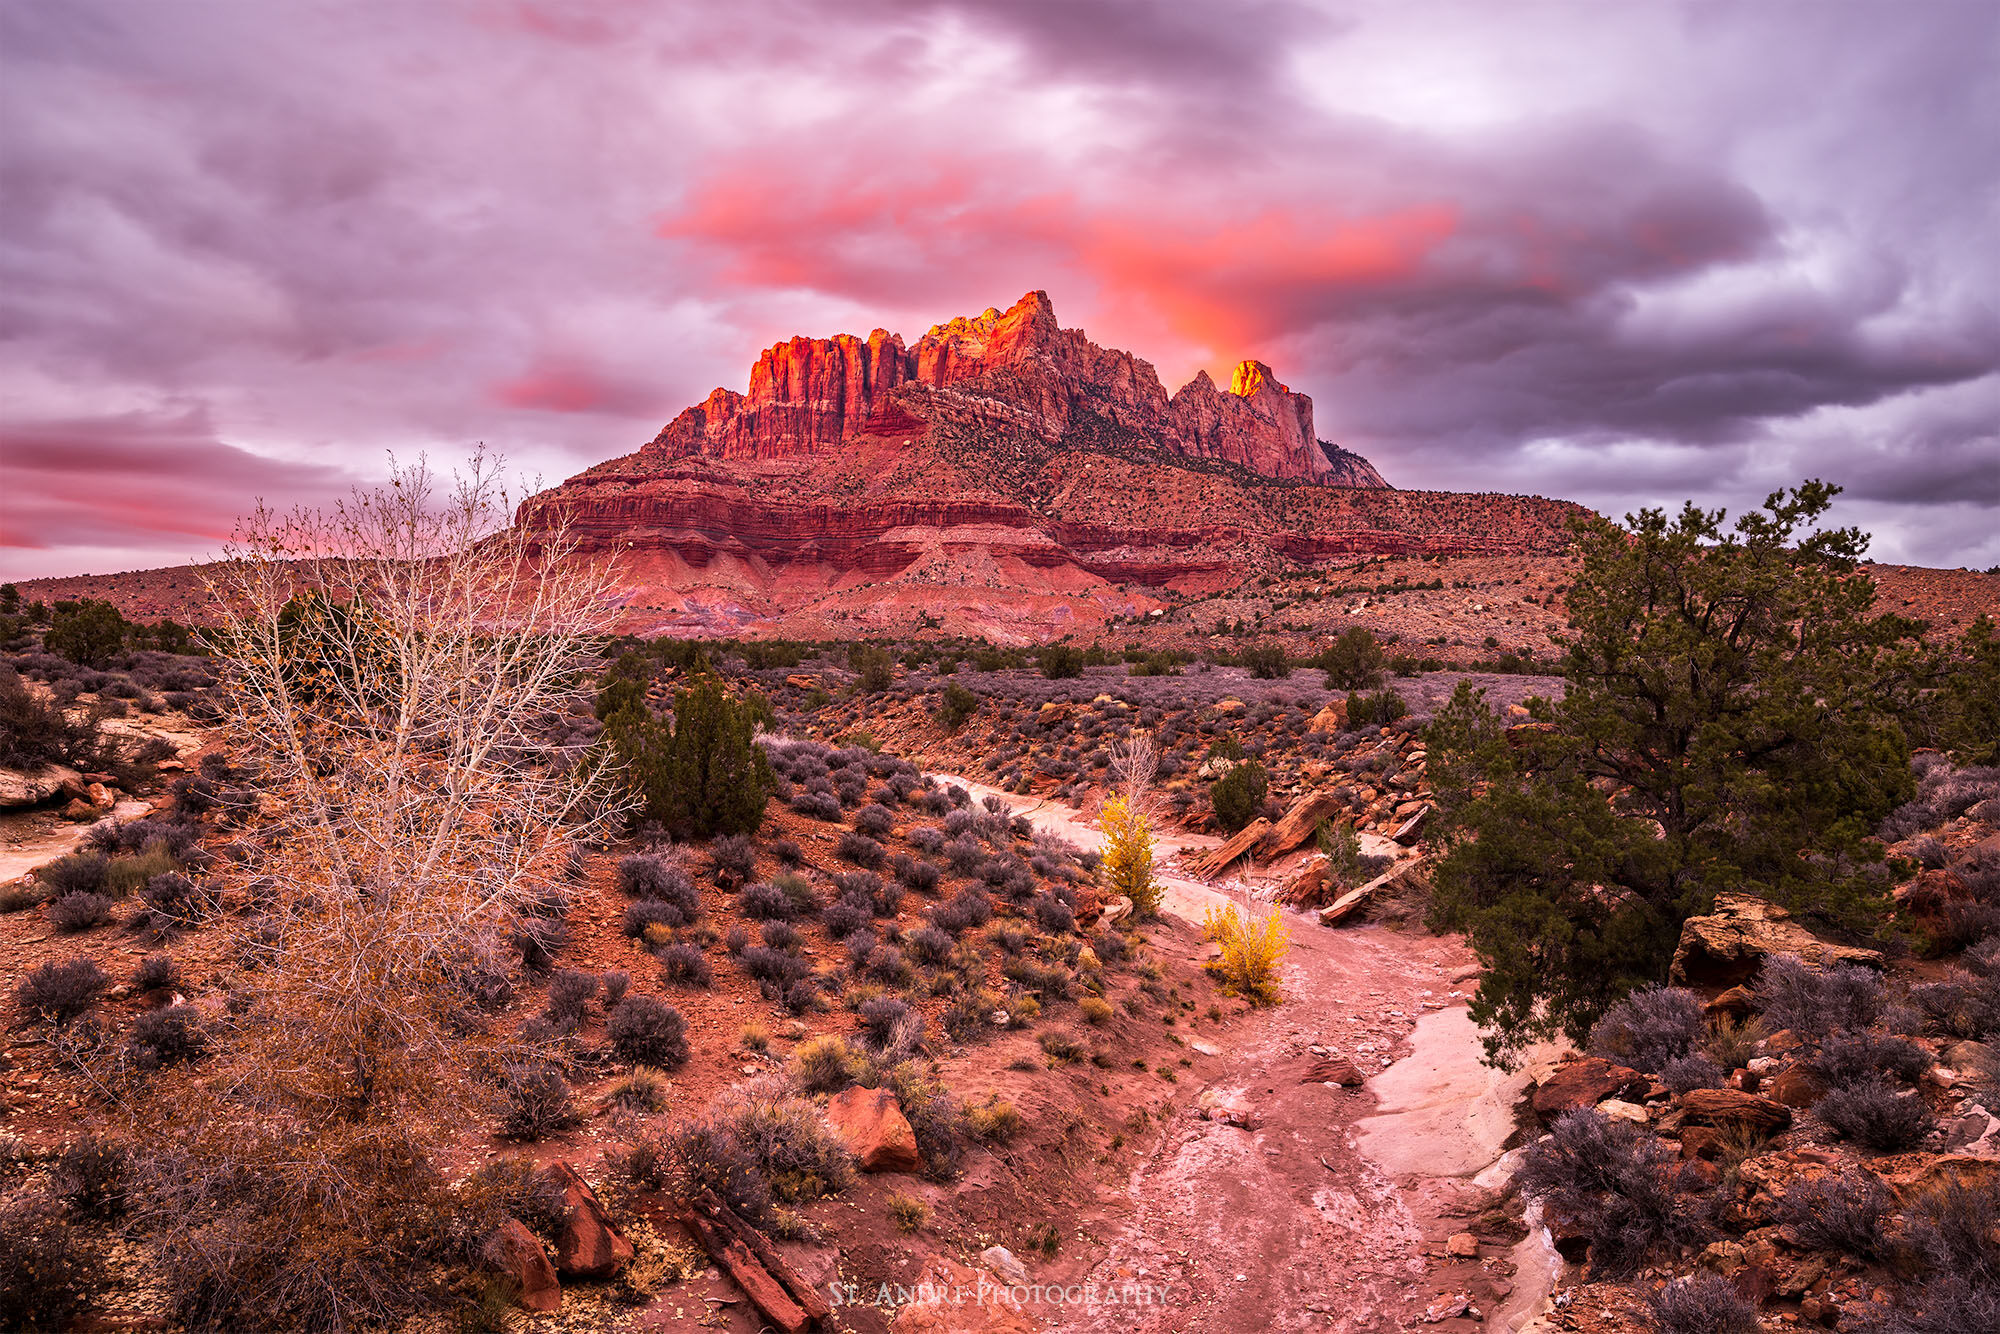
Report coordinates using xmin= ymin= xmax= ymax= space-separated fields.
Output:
xmin=542 ymin=1162 xmax=633 ymax=1279
xmin=1669 ymin=893 xmax=1884 ymax=987
xmin=825 ymin=1086 xmax=922 ymax=1173
xmin=1531 ymin=1057 xmax=1648 ymax=1119
xmin=1873 ymin=1153 xmax=2000 ymax=1202
xmin=1766 ymin=1065 xmax=1827 ymax=1109
xmin=1504 ymin=722 xmax=1560 ymax=747
xmin=1706 ymin=985 xmax=1759 ymax=1018
xmin=1680 ymin=1088 xmax=1793 ymax=1135
xmin=1257 ymin=791 xmax=1349 ymax=860
xmin=1193 ymin=818 xmax=1273 ymax=878
xmin=890 ymin=1254 xmax=1032 ymax=1333
xmin=0 ymin=764 xmax=83 ymax=810
xmin=480 ymin=1218 xmax=561 ymax=1313
xmin=1308 ymin=699 xmax=1349 ymax=733
xmin=1304 ymin=1056 xmax=1366 ymax=1087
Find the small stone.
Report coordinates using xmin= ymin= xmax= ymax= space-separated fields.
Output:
xmin=1195 ymin=1088 xmax=1262 ymax=1130
xmin=980 ymin=1245 xmax=1029 ymax=1284
xmin=1532 ymin=1056 xmax=1647 ymax=1118
xmin=1423 ymin=1292 xmax=1474 ymax=1323
xmin=1447 ymin=1232 xmax=1479 ymax=1258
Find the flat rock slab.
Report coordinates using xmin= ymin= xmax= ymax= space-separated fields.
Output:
xmin=1358 ymin=1007 xmax=1536 ymax=1179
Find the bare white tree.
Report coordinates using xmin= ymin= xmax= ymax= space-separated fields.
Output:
xmin=125 ymin=454 xmax=632 ymax=1329
xmin=195 ymin=449 xmax=628 ymax=1114
xmin=1109 ymin=728 xmax=1159 ymax=815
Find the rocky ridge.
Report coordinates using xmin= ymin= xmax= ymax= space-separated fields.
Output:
xmin=647 ymin=289 xmax=1380 ymax=485
xmin=519 ymin=291 xmax=1589 ymax=638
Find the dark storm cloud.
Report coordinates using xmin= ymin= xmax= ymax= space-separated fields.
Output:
xmin=1 ymin=0 xmax=1996 ymax=577
xmin=915 ymin=0 xmax=1332 ymax=92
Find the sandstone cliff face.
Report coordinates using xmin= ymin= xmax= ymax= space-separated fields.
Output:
xmin=655 ymin=328 xmax=910 ymax=458
xmin=645 ymin=290 xmax=1373 ymax=485
xmin=1169 ymin=361 xmax=1327 ymax=481
xmin=520 ymin=288 xmax=1595 ymax=639
xmin=521 ymin=427 xmax=1584 ymax=634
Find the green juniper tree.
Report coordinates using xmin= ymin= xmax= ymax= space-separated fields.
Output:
xmin=1943 ymin=614 xmax=2000 ymax=765
xmin=1319 ymin=627 xmax=1385 ymax=690
xmin=935 ymin=682 xmax=979 ymax=733
xmin=848 ymin=644 xmax=893 ymax=693
xmin=1315 ymin=817 xmax=1368 ymax=890
xmin=44 ymin=598 xmax=129 ymax=668
xmin=1039 ymin=644 xmax=1084 ymax=679
xmin=1427 ymin=482 xmax=1927 ymax=1061
xmin=605 ymin=673 xmax=775 ymax=839
xmin=594 ymin=648 xmax=653 ymax=721
xmin=1210 ymin=757 xmax=1268 ymax=832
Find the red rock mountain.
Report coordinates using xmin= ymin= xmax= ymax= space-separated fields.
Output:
xmin=648 ymin=290 xmax=1382 ymax=485
xmin=521 ymin=291 xmax=1585 ymax=639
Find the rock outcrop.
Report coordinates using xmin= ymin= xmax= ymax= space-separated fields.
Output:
xmin=654 ymin=327 xmax=912 ymax=458
xmin=645 ymin=290 xmax=1379 ymax=484
xmin=1669 ymin=893 xmax=1887 ymax=987
xmin=0 ymin=764 xmax=84 ymax=811
xmin=517 ymin=288 xmax=1588 ymax=639
xmin=480 ymin=1219 xmax=561 ymax=1313
xmin=1170 ymin=360 xmax=1324 ymax=481
xmin=1531 ymin=1056 xmax=1650 ymax=1119
xmin=890 ymin=1254 xmax=1033 ymax=1333
xmin=542 ymin=1163 xmax=633 ymax=1280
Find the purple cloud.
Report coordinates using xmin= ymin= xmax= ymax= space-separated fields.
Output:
xmin=0 ymin=0 xmax=1995 ymax=579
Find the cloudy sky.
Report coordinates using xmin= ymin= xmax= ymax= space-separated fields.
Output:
xmin=3 ymin=0 xmax=1996 ymax=579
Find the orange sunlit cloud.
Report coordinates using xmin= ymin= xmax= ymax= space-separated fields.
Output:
xmin=1073 ymin=203 xmax=1462 ymax=358
xmin=659 ymin=156 xmax=1461 ymax=384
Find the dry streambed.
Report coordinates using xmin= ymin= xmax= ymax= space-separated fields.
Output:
xmin=930 ymin=773 xmax=1561 ymax=1332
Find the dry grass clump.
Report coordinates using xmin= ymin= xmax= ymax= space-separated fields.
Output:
xmin=619 ymin=1078 xmax=854 ymax=1227
xmin=966 ymin=1095 xmax=1024 ymax=1143
xmin=889 ymin=1192 xmax=929 ymax=1233
xmin=606 ymin=1065 xmax=671 ymax=1114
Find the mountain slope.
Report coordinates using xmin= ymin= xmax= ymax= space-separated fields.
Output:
xmin=521 ymin=290 xmax=1585 ymax=639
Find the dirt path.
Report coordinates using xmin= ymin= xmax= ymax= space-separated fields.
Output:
xmin=0 ymin=713 xmax=200 ymax=886
xmin=0 ymin=798 xmax=152 ymax=885
xmin=929 ymin=776 xmax=1559 ymax=1334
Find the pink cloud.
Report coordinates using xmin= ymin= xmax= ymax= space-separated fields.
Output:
xmin=490 ymin=362 xmax=668 ymax=416
xmin=0 ymin=410 xmax=351 ymax=563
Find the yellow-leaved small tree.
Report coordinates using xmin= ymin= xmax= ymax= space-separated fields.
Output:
xmin=1202 ymin=903 xmax=1291 ymax=1005
xmin=1099 ymin=794 xmax=1162 ymax=917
